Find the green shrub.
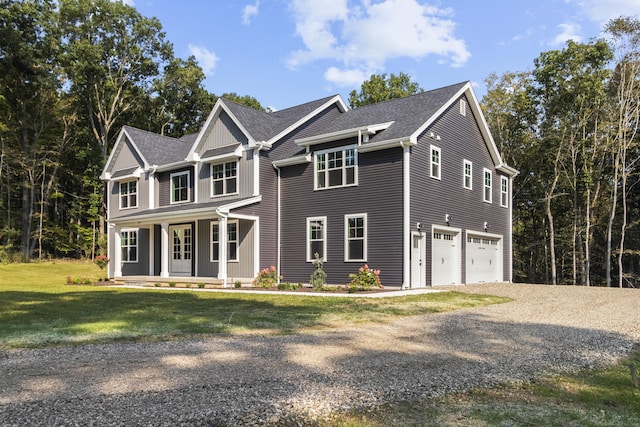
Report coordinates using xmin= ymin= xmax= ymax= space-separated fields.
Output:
xmin=253 ymin=266 xmax=280 ymax=288
xmin=93 ymin=255 xmax=109 ymax=270
xmin=347 ymin=264 xmax=383 ymax=292
xmin=197 ymin=283 xmax=205 ymax=289
xmin=168 ymin=282 xmax=176 ymax=288
xmin=154 ymin=283 xmax=161 ymax=287
xmin=234 ymin=280 xmax=242 ymax=288
xmin=310 ymin=252 xmax=327 ymax=289
xmin=277 ymin=281 xmax=302 ymax=290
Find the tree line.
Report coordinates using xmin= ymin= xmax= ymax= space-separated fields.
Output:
xmin=2 ymin=1 xmax=640 ymax=287
xmin=0 ymin=0 xmax=264 ymax=261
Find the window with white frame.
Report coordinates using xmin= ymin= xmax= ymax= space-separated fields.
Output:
xmin=119 ymin=180 xmax=137 ymax=209
xmin=483 ymin=168 xmax=492 ymax=203
xmin=430 ymin=145 xmax=441 ymax=180
xmin=211 ymin=161 xmax=238 ymax=197
xmin=307 ymin=217 xmax=326 ymax=261
xmin=501 ymin=176 xmax=508 ymax=207
xmin=463 ymin=160 xmax=472 ymax=190
xmin=315 ymin=147 xmax=357 ymax=189
xmin=121 ymin=229 xmax=137 ymax=262
xmin=211 ymin=220 xmax=238 ymax=262
xmin=345 ymin=214 xmax=367 ymax=261
xmin=171 ymin=171 xmax=190 ymax=204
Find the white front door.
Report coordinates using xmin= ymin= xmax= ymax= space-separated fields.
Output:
xmin=170 ymin=225 xmax=192 ymax=276
xmin=411 ymin=232 xmax=426 ymax=288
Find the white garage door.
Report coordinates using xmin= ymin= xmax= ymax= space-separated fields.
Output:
xmin=431 ymin=228 xmax=461 ymax=285
xmin=465 ymin=233 xmax=503 ymax=284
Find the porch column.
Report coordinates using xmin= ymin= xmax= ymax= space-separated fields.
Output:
xmin=148 ymin=226 xmax=155 ymax=276
xmin=218 ymin=215 xmax=228 ymax=287
xmin=113 ymin=226 xmax=122 ymax=277
xmin=160 ymin=222 xmax=169 ymax=278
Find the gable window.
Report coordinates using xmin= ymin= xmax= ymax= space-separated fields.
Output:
xmin=345 ymin=214 xmax=367 ymax=262
xmin=460 ymin=99 xmax=467 ymax=116
xmin=121 ymin=229 xmax=137 ymax=262
xmin=211 ymin=161 xmax=238 ymax=197
xmin=463 ymin=160 xmax=472 ymax=190
xmin=307 ymin=216 xmax=326 ymax=261
xmin=430 ymin=145 xmax=441 ymax=180
xmin=315 ymin=147 xmax=357 ymax=190
xmin=171 ymin=171 xmax=190 ymax=204
xmin=119 ymin=180 xmax=137 ymax=209
xmin=211 ymin=220 xmax=238 ymax=262
xmin=483 ymin=168 xmax=492 ymax=203
xmin=501 ymin=176 xmax=508 ymax=207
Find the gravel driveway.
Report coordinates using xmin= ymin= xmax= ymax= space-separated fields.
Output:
xmin=1 ymin=283 xmax=639 ymax=426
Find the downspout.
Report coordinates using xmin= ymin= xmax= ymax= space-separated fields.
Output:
xmin=401 ymin=140 xmax=412 ymax=289
xmin=273 ymin=164 xmax=282 ymax=285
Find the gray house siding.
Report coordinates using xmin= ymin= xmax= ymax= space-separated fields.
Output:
xmin=410 ymin=95 xmax=511 ymax=284
xmin=199 ymin=111 xmax=248 ymax=154
xmin=108 ymin=173 xmax=150 ymax=219
xmin=197 ymin=219 xmax=217 ymax=277
xmin=110 ymin=138 xmax=144 ymax=172
xmin=280 ymin=144 xmax=404 ymax=285
xmin=196 ymin=148 xmax=254 ymax=203
xmin=195 ymin=218 xmax=255 ymax=279
xmin=121 ymin=227 xmax=150 ymax=276
xmin=158 ymin=166 xmax=194 ymax=207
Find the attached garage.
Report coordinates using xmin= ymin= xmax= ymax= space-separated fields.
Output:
xmin=431 ymin=227 xmax=461 ymax=285
xmin=465 ymin=231 xmax=503 ymax=283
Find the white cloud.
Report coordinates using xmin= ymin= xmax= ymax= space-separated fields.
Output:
xmin=550 ymin=22 xmax=583 ymax=46
xmin=243 ymin=1 xmax=260 ymax=26
xmin=324 ymin=66 xmax=370 ymax=87
xmin=286 ymin=0 xmax=470 ymax=86
xmin=188 ymin=44 xmax=219 ymax=76
xmin=570 ymin=0 xmax=640 ymax=24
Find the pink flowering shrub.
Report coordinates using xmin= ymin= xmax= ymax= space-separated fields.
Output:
xmin=94 ymin=255 xmax=109 ymax=270
xmin=347 ymin=264 xmax=383 ymax=292
xmin=253 ymin=265 xmax=280 ymax=288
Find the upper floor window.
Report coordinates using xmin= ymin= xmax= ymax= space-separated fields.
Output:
xmin=430 ymin=145 xmax=441 ymax=180
xmin=501 ymin=176 xmax=508 ymax=207
xmin=171 ymin=171 xmax=190 ymax=204
xmin=307 ymin=216 xmax=326 ymax=262
xmin=119 ymin=180 xmax=137 ymax=209
xmin=211 ymin=220 xmax=238 ymax=262
xmin=345 ymin=214 xmax=367 ymax=262
xmin=315 ymin=147 xmax=357 ymax=190
xmin=463 ymin=160 xmax=472 ymax=190
xmin=483 ymin=168 xmax=492 ymax=203
xmin=211 ymin=161 xmax=238 ymax=197
xmin=460 ymin=99 xmax=467 ymax=116
xmin=121 ymin=229 xmax=137 ymax=262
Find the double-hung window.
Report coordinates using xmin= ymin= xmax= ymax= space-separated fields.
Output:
xmin=121 ymin=229 xmax=137 ymax=262
xmin=211 ymin=220 xmax=238 ymax=262
xmin=171 ymin=171 xmax=190 ymax=204
xmin=119 ymin=180 xmax=137 ymax=209
xmin=500 ymin=176 xmax=508 ymax=207
xmin=483 ymin=168 xmax=492 ymax=203
xmin=315 ymin=147 xmax=357 ymax=189
xmin=307 ymin=216 xmax=326 ymax=261
xmin=463 ymin=160 xmax=472 ymax=190
xmin=345 ymin=214 xmax=367 ymax=261
xmin=430 ymin=145 xmax=441 ymax=180
xmin=211 ymin=161 xmax=238 ymax=197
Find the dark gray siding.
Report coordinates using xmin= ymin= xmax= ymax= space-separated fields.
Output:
xmin=197 ymin=148 xmax=255 ymax=202
xmin=279 ymin=144 xmax=404 ymax=285
xmin=121 ymin=228 xmax=149 ymax=275
xmin=410 ymin=95 xmax=511 ymax=284
xmin=158 ymin=166 xmax=194 ymax=207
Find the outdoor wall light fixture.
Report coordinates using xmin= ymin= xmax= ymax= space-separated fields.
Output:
xmin=484 ymin=221 xmax=489 ymax=232
xmin=445 ymin=214 xmax=451 ymax=225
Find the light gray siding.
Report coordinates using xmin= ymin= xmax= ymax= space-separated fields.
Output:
xmin=121 ymin=228 xmax=150 ymax=276
xmin=196 ymin=218 xmax=255 ymax=279
xmin=199 ymin=111 xmax=248 ymax=154
xmin=110 ymin=138 xmax=144 ymax=172
xmin=108 ymin=173 xmax=150 ymax=219
xmin=410 ymin=95 xmax=511 ymax=285
xmin=197 ymin=148 xmax=255 ymax=202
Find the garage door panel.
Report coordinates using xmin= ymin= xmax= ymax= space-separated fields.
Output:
xmin=432 ymin=229 xmax=461 ymax=285
xmin=466 ymin=234 xmax=502 ymax=284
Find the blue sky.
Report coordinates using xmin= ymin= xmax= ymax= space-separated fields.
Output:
xmin=129 ymin=0 xmax=640 ymax=110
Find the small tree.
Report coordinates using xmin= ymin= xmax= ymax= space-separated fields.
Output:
xmin=309 ymin=252 xmax=327 ymax=289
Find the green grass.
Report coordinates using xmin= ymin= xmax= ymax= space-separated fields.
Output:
xmin=0 ymin=260 xmax=509 ymax=348
xmin=319 ymin=346 xmax=640 ymax=427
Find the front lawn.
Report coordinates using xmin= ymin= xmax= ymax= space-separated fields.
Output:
xmin=0 ymin=260 xmax=509 ymax=348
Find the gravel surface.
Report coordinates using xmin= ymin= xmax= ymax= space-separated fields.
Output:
xmin=1 ymin=283 xmax=639 ymax=426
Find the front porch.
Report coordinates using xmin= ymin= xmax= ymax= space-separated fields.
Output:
xmin=113 ymin=275 xmax=255 ymax=287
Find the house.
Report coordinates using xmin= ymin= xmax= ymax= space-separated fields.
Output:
xmin=100 ymin=81 xmax=517 ymax=288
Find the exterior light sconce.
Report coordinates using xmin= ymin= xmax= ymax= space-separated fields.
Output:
xmin=484 ymin=221 xmax=489 ymax=232
xmin=445 ymin=214 xmax=451 ymax=226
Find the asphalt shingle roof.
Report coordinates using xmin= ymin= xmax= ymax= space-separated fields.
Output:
xmin=123 ymin=126 xmax=193 ymax=167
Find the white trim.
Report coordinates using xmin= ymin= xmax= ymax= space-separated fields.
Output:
xmin=314 ymin=145 xmax=358 ymax=190
xmin=500 ymin=175 xmax=508 ymax=208
xmin=344 ymin=213 xmax=367 ymax=262
xmin=198 ymin=145 xmax=243 ymax=163
xmin=460 ymin=99 xmax=467 ymax=116
xmin=306 ymin=216 xmax=327 ymax=262
xmin=253 ymin=148 xmax=260 ymax=196
xmin=210 ymin=160 xmax=239 ymax=198
xmin=463 ymin=159 xmax=473 ymax=190
xmin=160 ymin=222 xmax=169 ymax=278
xmin=170 ymin=170 xmax=191 ymax=204
xmin=101 ymin=128 xmax=150 ymax=180
xmin=272 ymin=153 xmax=312 ymax=168
xmin=402 ymin=142 xmax=411 ymax=289
xmin=149 ymin=225 xmax=154 ymax=276
xmin=296 ymin=123 xmax=392 ymax=147
xmin=211 ymin=219 xmax=239 ymax=263
xmin=430 ymin=145 xmax=441 ymax=180
xmin=357 ymin=138 xmax=412 ymax=153
xmin=119 ymin=179 xmax=138 ymax=210
xmin=483 ymin=168 xmax=492 ymax=203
